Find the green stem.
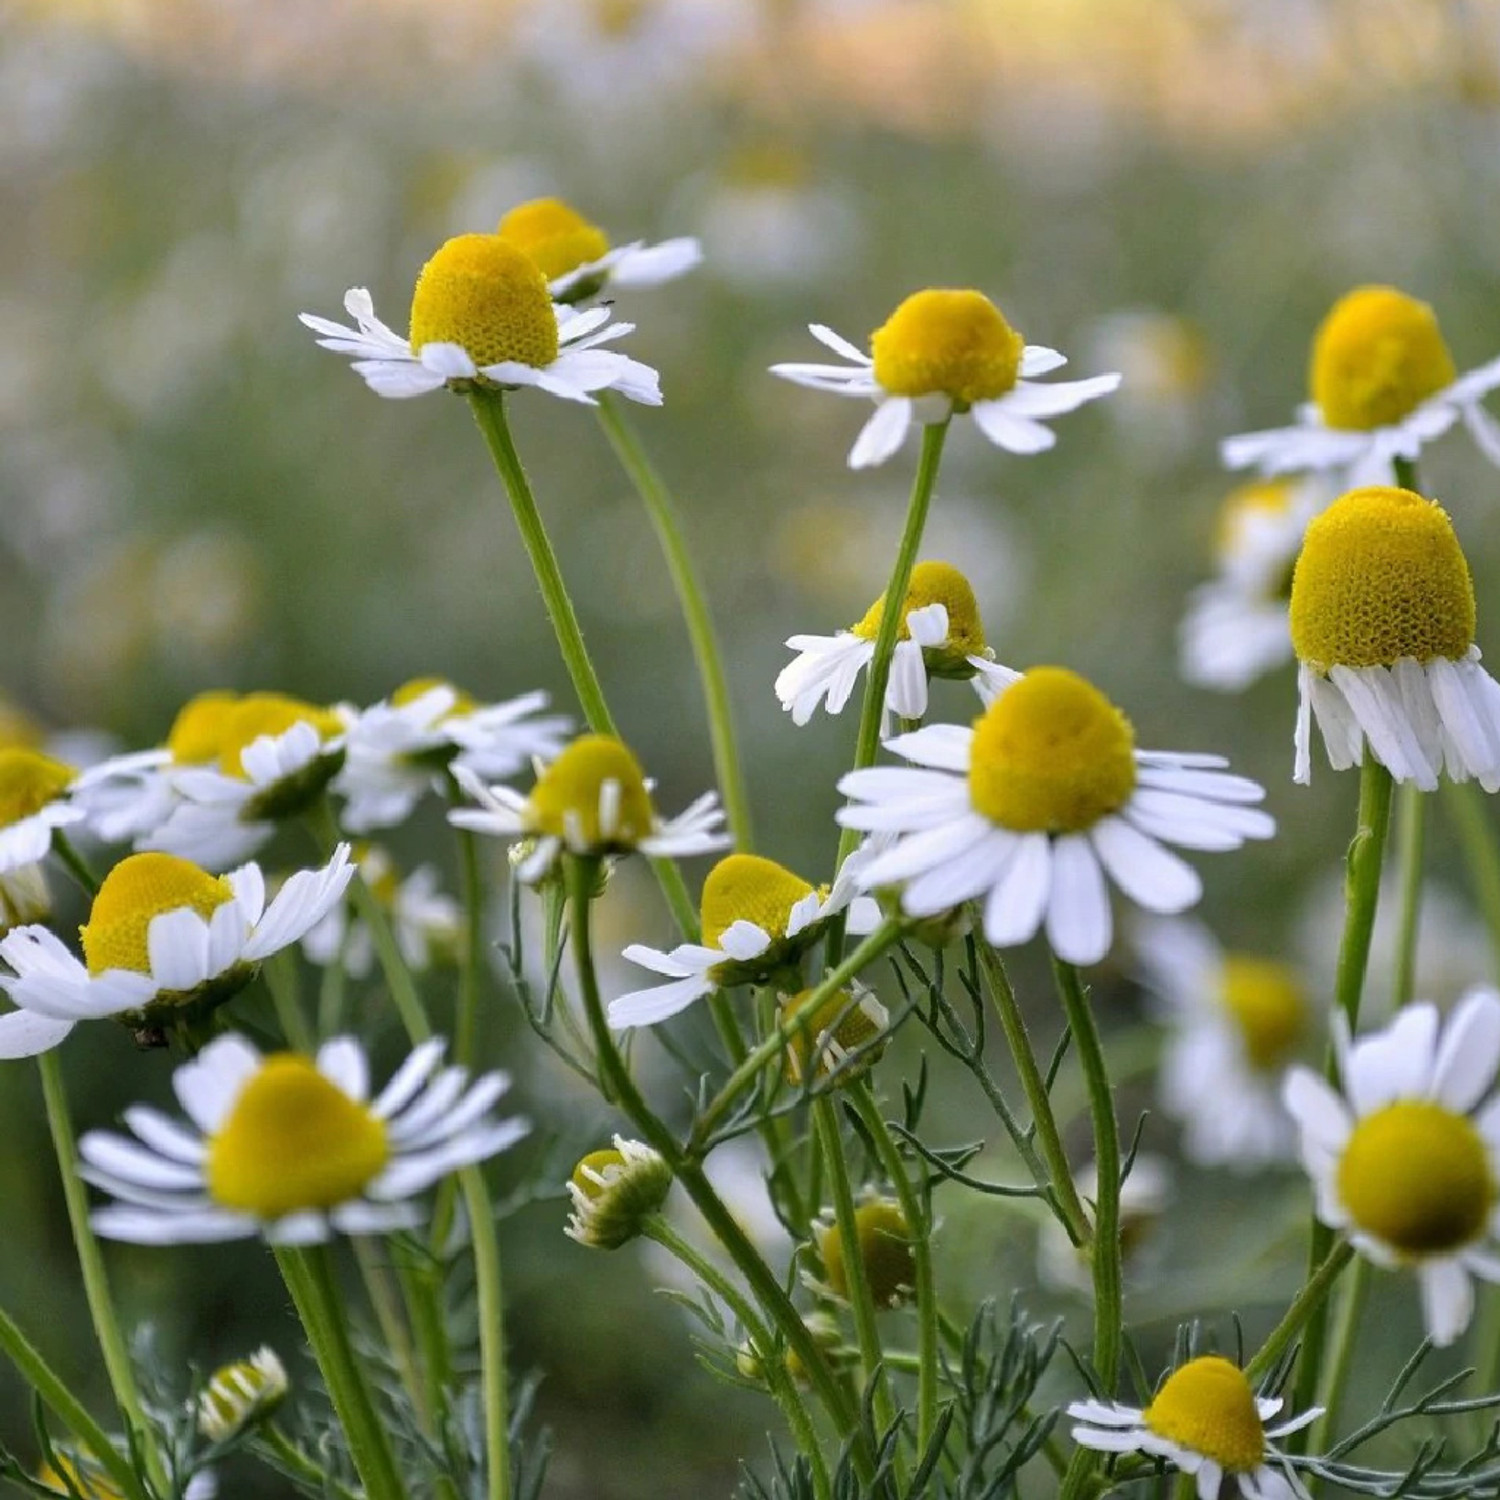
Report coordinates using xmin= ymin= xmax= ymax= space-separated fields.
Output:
xmin=1391 ymin=783 xmax=1426 ymax=1010
xmin=1310 ymin=1257 xmax=1370 ymax=1449
xmin=263 ymin=948 xmax=313 ymax=1051
xmin=51 ymin=832 xmax=100 ymax=898
xmin=462 ymin=1165 xmax=512 ymax=1500
xmin=454 ymin=822 xmax=487 ymax=1071
xmin=595 ymin=392 xmax=754 ymax=852
xmin=1442 ymin=778 xmax=1500 ymax=983
xmin=350 ymin=1237 xmax=428 ymax=1432
xmin=260 ymin=1423 xmax=360 ymax=1499
xmin=1242 ymin=1241 xmax=1354 ymax=1384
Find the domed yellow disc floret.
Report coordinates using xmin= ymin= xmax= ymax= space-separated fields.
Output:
xmin=870 ymin=290 xmax=1025 ymax=407
xmin=497 ymin=198 xmax=611 ymax=282
xmin=215 ymin=693 xmax=344 ymax=779
xmin=206 ymin=1054 xmax=389 ymax=1218
xmin=818 ymin=1200 xmax=916 ymax=1308
xmin=1310 ymin=286 xmax=1457 ymax=432
xmin=700 ymin=853 xmax=815 ymax=949
xmin=392 ymin=676 xmax=477 ymax=719
xmin=166 ymin=690 xmax=241 ymax=764
xmin=408 ymin=234 xmax=560 ymax=370
xmin=0 ymin=748 xmax=74 ymax=828
xmin=529 ymin=734 xmax=655 ymax=849
xmin=81 ymin=852 xmax=235 ymax=976
xmin=1143 ymin=1356 xmax=1266 ymax=1473
xmin=1337 ymin=1100 xmax=1494 ymax=1256
xmin=1289 ymin=487 xmax=1474 ymax=671
xmin=968 ymin=668 xmax=1136 ymax=834
xmin=851 ymin=560 xmax=988 ymax=662
xmin=1221 ymin=956 xmax=1306 ymax=1072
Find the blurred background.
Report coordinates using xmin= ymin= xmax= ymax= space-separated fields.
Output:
xmin=2 ymin=0 xmax=1500 ymax=1493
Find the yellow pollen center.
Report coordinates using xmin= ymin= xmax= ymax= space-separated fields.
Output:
xmin=206 ymin=1054 xmax=389 ymax=1219
xmin=0 ymin=748 xmax=74 ymax=828
xmin=166 ymin=690 xmax=241 ymax=764
xmin=851 ymin=560 xmax=987 ymax=656
xmin=496 ymin=198 xmax=612 ymax=281
xmin=1220 ymin=956 xmax=1307 ymax=1071
xmin=699 ymin=854 xmax=815 ymax=949
xmin=215 ymin=693 xmax=343 ymax=779
xmin=1143 ymin=1357 xmax=1266 ymax=1474
xmin=392 ymin=676 xmax=477 ymax=719
xmin=1310 ymin=285 xmax=1457 ymax=431
xmin=870 ymin=289 xmax=1024 ymax=406
xmin=571 ymin=1147 xmax=627 ymax=1201
xmin=80 ymin=852 xmax=234 ymax=976
xmin=1289 ymin=486 xmax=1474 ymax=671
xmin=1338 ymin=1099 xmax=1494 ymax=1255
xmin=529 ymin=734 xmax=655 ymax=849
xmin=968 ymin=668 xmax=1136 ymax=834
xmin=408 ymin=234 xmax=559 ymax=370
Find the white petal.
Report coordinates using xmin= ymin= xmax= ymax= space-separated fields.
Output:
xmin=1044 ymin=835 xmax=1112 ymax=965
xmin=969 ymin=402 xmax=1055 ymax=454
xmin=0 ymin=1010 xmax=73 ymax=1057
xmin=1431 ymin=987 xmax=1500 ymax=1113
xmin=999 ymin=372 xmax=1121 ymax=418
xmin=886 ymin=640 xmax=930 ymax=720
xmin=981 ymin=834 xmax=1051 ymax=948
xmin=373 ymin=1038 xmax=448 ymax=1119
xmin=1345 ymin=1004 xmax=1439 ymax=1115
xmin=1418 ymin=1258 xmax=1475 ymax=1346
xmin=849 ymin=399 xmax=914 ymax=469
xmin=317 ymin=1037 xmax=370 ymax=1102
xmin=1019 ymin=345 xmax=1067 ymax=377
xmin=608 ymin=974 xmax=713 ymax=1029
xmin=1090 ymin=818 xmax=1202 ymax=913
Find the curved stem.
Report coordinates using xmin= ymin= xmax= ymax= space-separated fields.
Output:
xmin=1242 ymin=1241 xmax=1354 ymax=1385
xmin=454 ymin=820 xmax=487 ymax=1070
xmin=1310 ymin=1257 xmax=1370 ymax=1448
xmin=462 ymin=1165 xmax=512 ymax=1500
xmin=51 ymin=832 xmax=100 ymax=898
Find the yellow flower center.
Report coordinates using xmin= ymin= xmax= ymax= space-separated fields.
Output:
xmin=497 ymin=198 xmax=611 ymax=282
xmin=1310 ymin=285 xmax=1457 ymax=431
xmin=206 ymin=1053 xmax=390 ymax=1219
xmin=851 ymin=559 xmax=987 ymax=659
xmin=1289 ymin=487 xmax=1474 ymax=671
xmin=528 ymin=734 xmax=655 ymax=849
xmin=407 ymin=234 xmax=560 ymax=370
xmin=870 ymin=289 xmax=1024 ymax=407
xmin=818 ymin=1200 xmax=915 ymax=1308
xmin=80 ymin=852 xmax=234 ymax=976
xmin=215 ymin=693 xmax=344 ymax=779
xmin=166 ymin=690 xmax=241 ymax=764
xmin=700 ymin=853 xmax=815 ymax=949
xmin=967 ymin=668 xmax=1136 ymax=834
xmin=392 ymin=676 xmax=476 ymax=719
xmin=1337 ymin=1099 xmax=1494 ymax=1256
xmin=1220 ymin=956 xmax=1306 ymax=1071
xmin=0 ymin=748 xmax=74 ymax=828
xmin=571 ymin=1147 xmax=627 ymax=1201
xmin=1143 ymin=1356 xmax=1266 ymax=1474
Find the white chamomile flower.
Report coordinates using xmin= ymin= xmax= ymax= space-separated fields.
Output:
xmin=1134 ymin=916 xmax=1308 ymax=1169
xmin=1037 ymin=1154 xmax=1173 ymax=1295
xmin=1290 ymin=486 xmax=1500 ymax=791
xmin=608 ymin=851 xmax=881 ymax=1029
xmin=1284 ymin=989 xmax=1500 ymax=1346
xmin=838 ymin=667 xmax=1274 ymax=967
xmin=299 ymin=233 xmax=660 ymax=406
xmin=566 ymin=1136 xmax=673 ymax=1249
xmin=197 ymin=1347 xmax=288 ymax=1440
xmin=496 ymin=196 xmax=701 ymax=304
xmin=776 ymin=559 xmax=1018 ymax=727
xmin=1069 ymin=1355 xmax=1319 ymax=1500
xmin=770 ymin=288 xmax=1120 ymax=469
xmin=449 ymin=732 xmax=727 ymax=884
xmin=0 ymin=746 xmax=86 ymax=873
xmin=79 ymin=1031 xmax=527 ymax=1245
xmin=1180 ymin=478 xmax=1327 ymax=692
xmin=1223 ymin=285 xmax=1500 ymax=486
xmin=334 ymin=677 xmax=570 ymax=834
xmin=37 ymin=1456 xmax=216 ymax=1500
xmin=0 ymin=846 xmax=354 ymax=1058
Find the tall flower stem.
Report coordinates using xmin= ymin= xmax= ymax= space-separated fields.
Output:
xmin=595 ymin=392 xmax=754 ymax=851
xmin=462 ymin=1165 xmax=513 ymax=1500
xmin=1242 ymin=1241 xmax=1355 ymax=1385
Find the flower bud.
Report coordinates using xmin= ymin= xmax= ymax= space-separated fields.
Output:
xmin=566 ymin=1137 xmax=673 ymax=1249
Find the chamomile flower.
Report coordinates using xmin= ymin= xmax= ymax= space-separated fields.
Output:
xmin=449 ymin=732 xmax=727 ymax=883
xmin=496 ymin=196 xmax=701 ymax=304
xmin=838 ymin=668 xmax=1274 ymax=967
xmin=0 ymin=846 xmax=354 ymax=1058
xmin=814 ymin=1199 xmax=915 ymax=1309
xmin=1223 ymin=285 xmax=1500 ymax=485
xmin=0 ymin=746 xmax=86 ymax=871
xmin=1134 ymin=916 xmax=1308 ymax=1168
xmin=36 ymin=1457 xmax=216 ymax=1500
xmin=1284 ymin=989 xmax=1500 ymax=1345
xmin=776 ymin=560 xmax=1019 ymax=727
xmin=78 ymin=1031 xmax=527 ymax=1245
xmin=565 ymin=1136 xmax=673 ymax=1249
xmin=779 ymin=981 xmax=889 ymax=1089
xmin=770 ymin=289 xmax=1120 ymax=469
xmin=608 ymin=852 xmax=880 ymax=1028
xmin=1068 ymin=1355 xmax=1319 ymax=1500
xmin=334 ymin=677 xmax=570 ymax=833
xmin=1180 ymin=478 xmax=1326 ymax=692
xmin=197 ymin=1348 xmax=288 ymax=1439
xmin=1290 ymin=486 xmax=1500 ymax=790
xmin=299 ymin=234 xmax=661 ymax=405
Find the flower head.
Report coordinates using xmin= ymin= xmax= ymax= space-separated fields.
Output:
xmin=1284 ymin=989 xmax=1500 ymax=1345
xmin=780 ymin=982 xmax=889 ymax=1089
xmin=815 ymin=1199 xmax=915 ymax=1309
xmin=771 ymin=290 xmax=1119 ymax=469
xmin=79 ymin=1032 xmax=526 ymax=1244
xmin=1290 ymin=486 xmax=1500 ymax=790
xmin=0 ymin=747 xmax=85 ymax=874
xmin=565 ymin=1136 xmax=673 ymax=1248
xmin=838 ymin=668 xmax=1274 ymax=965
xmin=197 ymin=1347 xmax=288 ymax=1439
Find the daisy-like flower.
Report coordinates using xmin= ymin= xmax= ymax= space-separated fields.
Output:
xmin=448 ymin=732 xmax=727 ymax=883
xmin=334 ymin=677 xmax=570 ymax=834
xmin=770 ymin=288 xmax=1120 ymax=469
xmin=78 ymin=1031 xmax=527 ymax=1244
xmin=779 ymin=981 xmax=889 ymax=1089
xmin=1290 ymin=485 xmax=1500 ymax=790
xmin=299 ymin=234 xmax=660 ymax=405
xmin=565 ymin=1136 xmax=674 ymax=1249
xmin=36 ymin=1457 xmax=216 ymax=1500
xmin=1038 ymin=1154 xmax=1173 ymax=1294
xmin=496 ymin=196 xmax=701 ymax=305
xmin=0 ymin=846 xmax=354 ymax=1057
xmin=1223 ymin=285 xmax=1500 ymax=485
xmin=1180 ymin=478 xmax=1326 ymax=693
xmin=1284 ymin=989 xmax=1500 ymax=1345
xmin=0 ymin=746 xmax=86 ymax=871
xmin=608 ymin=851 xmax=881 ymax=1029
xmin=838 ymin=667 xmax=1275 ymax=967
xmin=1068 ymin=1354 xmax=1319 ymax=1500
xmin=776 ymin=559 xmax=1019 ymax=727
xmin=197 ymin=1347 xmax=288 ymax=1440
xmin=1135 ymin=916 xmax=1309 ymax=1168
